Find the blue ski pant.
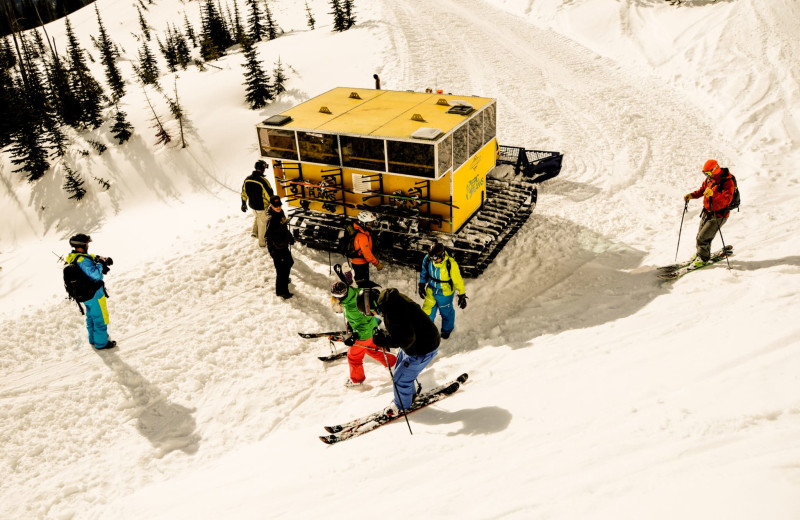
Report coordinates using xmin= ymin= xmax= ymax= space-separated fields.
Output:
xmin=422 ymin=291 xmax=456 ymax=334
xmin=392 ymin=348 xmax=438 ymax=410
xmin=84 ymin=287 xmax=110 ymax=349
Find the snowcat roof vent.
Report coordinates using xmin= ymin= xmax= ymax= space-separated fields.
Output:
xmin=262 ymin=114 xmax=292 ymax=126
xmin=349 ymin=92 xmax=362 ymax=99
xmin=319 ymin=106 xmax=332 ymax=114
xmin=411 ymin=127 xmax=443 ymax=140
xmin=446 ymin=100 xmax=474 ymax=115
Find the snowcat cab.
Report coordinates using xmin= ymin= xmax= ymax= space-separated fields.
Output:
xmin=255 ymin=87 xmax=562 ymax=277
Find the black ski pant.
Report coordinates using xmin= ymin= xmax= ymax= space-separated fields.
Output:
xmin=696 ymin=213 xmax=728 ymax=261
xmin=270 ymin=248 xmax=294 ymax=296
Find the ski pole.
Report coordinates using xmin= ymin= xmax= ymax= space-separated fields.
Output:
xmin=675 ymin=201 xmax=688 ymax=262
xmin=709 ymin=196 xmax=732 ymax=270
xmin=380 ymin=345 xmax=413 ymax=435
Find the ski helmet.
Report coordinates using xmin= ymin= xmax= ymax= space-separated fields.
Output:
xmin=330 ymin=281 xmax=348 ymax=298
xmin=356 ymin=288 xmax=380 ymax=315
xmin=254 ymin=160 xmax=267 ymax=172
xmin=702 ymin=159 xmax=721 ymax=176
xmin=429 ymin=242 xmax=445 ymax=261
xmin=357 ymin=211 xmax=376 ymax=224
xmin=69 ymin=233 xmax=92 ymax=249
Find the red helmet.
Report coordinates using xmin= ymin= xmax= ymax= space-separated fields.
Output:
xmin=702 ymin=159 xmax=721 ymax=176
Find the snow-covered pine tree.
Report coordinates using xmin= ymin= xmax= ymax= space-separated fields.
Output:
xmin=63 ymin=164 xmax=86 ymax=200
xmin=199 ymin=0 xmax=233 ymax=61
xmin=172 ymin=24 xmax=192 ymax=70
xmin=64 ymin=16 xmax=104 ymax=128
xmin=134 ymin=39 xmax=159 ymax=86
xmin=264 ymin=0 xmax=278 ymax=40
xmin=158 ymin=31 xmax=178 ymax=72
xmin=232 ymin=1 xmax=245 ymax=44
xmin=93 ymin=5 xmax=126 ymax=101
xmin=272 ymin=56 xmax=286 ymax=97
xmin=143 ymin=87 xmax=171 ymax=145
xmin=343 ymin=0 xmax=356 ymax=29
xmin=136 ymin=4 xmax=151 ymax=41
xmin=330 ymin=0 xmax=345 ymax=32
xmin=305 ymin=2 xmax=315 ymax=30
xmin=183 ymin=13 xmax=198 ymax=47
xmin=111 ymin=105 xmax=133 ymax=144
xmin=246 ymin=0 xmax=263 ymax=41
xmin=240 ymin=35 xmax=272 ymax=109
xmin=0 ymin=37 xmax=20 ymax=147
xmin=164 ymin=77 xmax=186 ymax=148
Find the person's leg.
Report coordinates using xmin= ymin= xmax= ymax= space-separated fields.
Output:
xmin=255 ymin=210 xmax=267 ymax=247
xmin=84 ymin=292 xmax=109 ymax=348
xmin=437 ymin=293 xmax=456 ymax=334
xmin=696 ymin=215 xmax=726 ymax=261
xmin=392 ymin=349 xmax=438 ymax=409
xmin=352 ymin=263 xmax=370 ymax=287
xmin=347 ymin=344 xmax=367 ymax=383
xmin=421 ymin=292 xmax=438 ymax=323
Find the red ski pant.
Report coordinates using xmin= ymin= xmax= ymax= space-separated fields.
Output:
xmin=347 ymin=337 xmax=397 ymax=384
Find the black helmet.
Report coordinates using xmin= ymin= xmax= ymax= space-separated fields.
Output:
xmin=69 ymin=233 xmax=91 ymax=248
xmin=429 ymin=242 xmax=445 ymax=261
xmin=254 ymin=160 xmax=267 ymax=172
xmin=356 ymin=288 xmax=380 ymax=315
xmin=330 ymin=281 xmax=348 ymax=298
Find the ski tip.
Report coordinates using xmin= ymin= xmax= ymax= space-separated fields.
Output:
xmin=319 ymin=435 xmax=337 ymax=444
xmin=324 ymin=425 xmax=343 ymax=434
xmin=457 ymin=373 xmax=469 ymax=384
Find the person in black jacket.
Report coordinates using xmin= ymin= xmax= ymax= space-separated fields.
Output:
xmin=357 ymin=287 xmax=440 ymax=415
xmin=241 ymin=160 xmax=274 ymax=247
xmin=265 ymin=195 xmax=295 ymax=299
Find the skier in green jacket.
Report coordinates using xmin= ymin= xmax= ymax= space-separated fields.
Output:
xmin=331 ymin=281 xmax=397 ymax=386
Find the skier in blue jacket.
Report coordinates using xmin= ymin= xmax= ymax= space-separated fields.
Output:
xmin=418 ymin=242 xmax=468 ymax=339
xmin=66 ymin=234 xmax=116 ymax=350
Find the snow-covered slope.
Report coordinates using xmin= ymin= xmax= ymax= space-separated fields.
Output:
xmin=1 ymin=0 xmax=799 ymax=518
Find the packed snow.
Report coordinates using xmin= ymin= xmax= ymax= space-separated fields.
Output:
xmin=1 ymin=0 xmax=799 ymax=518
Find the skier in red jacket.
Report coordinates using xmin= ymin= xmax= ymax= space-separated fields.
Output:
xmin=683 ymin=159 xmax=736 ymax=267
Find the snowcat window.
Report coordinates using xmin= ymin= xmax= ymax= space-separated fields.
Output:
xmin=259 ymin=128 xmax=298 ymax=161
xmin=298 ymin=131 xmax=340 ymax=165
xmin=483 ymin=104 xmax=496 ymax=144
xmin=387 ymin=141 xmax=435 ymax=178
xmin=453 ymin=124 xmax=468 ymax=169
xmin=341 ymin=136 xmax=386 ymax=172
xmin=469 ymin=113 xmax=483 ymax=157
xmin=438 ymin=135 xmax=452 ymax=175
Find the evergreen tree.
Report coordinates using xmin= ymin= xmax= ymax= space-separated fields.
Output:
xmin=134 ymin=39 xmax=159 ymax=86
xmin=111 ymin=105 xmax=133 ymax=144
xmin=240 ymin=36 xmax=271 ymax=109
xmin=264 ymin=0 xmax=278 ymax=40
xmin=343 ymin=0 xmax=356 ymax=29
xmin=136 ymin=4 xmax=151 ymax=41
xmin=271 ymin=56 xmax=286 ymax=97
xmin=165 ymin=77 xmax=186 ymax=148
xmin=143 ymin=87 xmax=171 ymax=145
xmin=305 ymin=2 xmax=315 ymax=30
xmin=232 ymin=1 xmax=245 ymax=44
xmin=183 ymin=13 xmax=198 ymax=47
xmin=158 ymin=33 xmax=178 ymax=73
xmin=246 ymin=0 xmax=263 ymax=41
xmin=93 ymin=5 xmax=126 ymax=101
xmin=9 ymin=72 xmax=50 ymax=181
xmin=0 ymin=38 xmax=20 ymax=147
xmin=63 ymin=165 xmax=86 ymax=200
xmin=44 ymin=48 xmax=82 ymax=127
xmin=64 ymin=16 xmax=104 ymax=128
xmin=330 ymin=0 xmax=345 ymax=32
xmin=199 ymin=0 xmax=232 ymax=60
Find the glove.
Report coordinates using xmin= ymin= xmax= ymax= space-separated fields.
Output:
xmin=241 ymin=201 xmax=247 ymax=212
xmin=343 ymin=333 xmax=358 ymax=346
xmin=703 ymin=187 xmax=713 ymax=198
xmin=457 ymin=294 xmax=468 ymax=309
xmin=376 ymin=261 xmax=384 ymax=271
xmin=104 ymin=257 xmax=113 ymax=266
xmin=101 ymin=264 xmax=110 ymax=274
xmin=372 ymin=328 xmax=390 ymax=348
xmin=418 ymin=283 xmax=426 ymax=299
xmin=683 ymin=193 xmax=692 ymax=202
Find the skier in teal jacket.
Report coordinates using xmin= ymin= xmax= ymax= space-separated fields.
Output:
xmin=418 ymin=243 xmax=468 ymax=339
xmin=66 ymin=234 xmax=116 ymax=350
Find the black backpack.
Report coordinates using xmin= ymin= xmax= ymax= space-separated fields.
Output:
xmin=64 ymin=255 xmax=104 ymax=313
xmin=718 ymin=171 xmax=741 ymax=213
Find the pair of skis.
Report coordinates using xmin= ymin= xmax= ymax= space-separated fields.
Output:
xmin=657 ymin=245 xmax=733 ymax=280
xmin=319 ymin=373 xmax=469 ymax=444
xmin=298 ymin=331 xmax=349 ymax=361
